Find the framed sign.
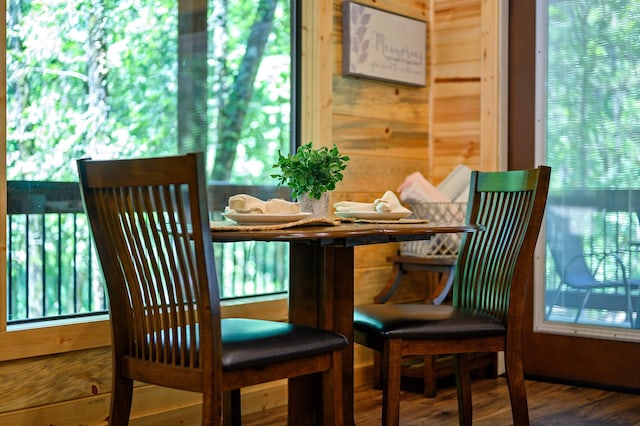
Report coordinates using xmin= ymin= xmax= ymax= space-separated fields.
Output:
xmin=342 ymin=1 xmax=427 ymax=87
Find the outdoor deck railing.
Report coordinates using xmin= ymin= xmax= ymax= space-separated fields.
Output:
xmin=545 ymin=191 xmax=640 ymax=327
xmin=7 ymin=180 xmax=291 ymax=324
xmin=12 ymin=183 xmax=639 ymax=326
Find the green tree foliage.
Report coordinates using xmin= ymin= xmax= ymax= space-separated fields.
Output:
xmin=5 ymin=0 xmax=292 ymax=320
xmin=6 ymin=0 xmax=291 ymax=183
xmin=546 ymin=0 xmax=640 ymax=189
xmin=213 ymin=0 xmax=280 ymax=181
xmin=544 ymin=1 xmax=640 ymax=318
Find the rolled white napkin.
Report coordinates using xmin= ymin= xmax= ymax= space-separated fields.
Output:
xmin=397 ymin=171 xmax=450 ymax=203
xmin=437 ymin=165 xmax=472 ymax=201
xmin=226 ymin=194 xmax=301 ymax=214
xmin=375 ymin=190 xmax=411 ymax=213
xmin=333 ymin=201 xmax=380 ymax=212
xmin=334 ymin=191 xmax=410 ymax=213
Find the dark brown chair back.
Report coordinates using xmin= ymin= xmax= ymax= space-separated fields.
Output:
xmin=77 ymin=152 xmax=223 ymax=406
xmin=453 ymin=166 xmax=551 ymax=328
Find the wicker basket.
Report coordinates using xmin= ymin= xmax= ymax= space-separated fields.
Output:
xmin=400 ymin=201 xmax=467 ymax=258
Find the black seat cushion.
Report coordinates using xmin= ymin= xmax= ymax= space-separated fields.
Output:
xmin=354 ymin=304 xmax=505 ymax=340
xmin=221 ymin=318 xmax=348 ymax=370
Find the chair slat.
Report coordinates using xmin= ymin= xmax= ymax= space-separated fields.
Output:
xmin=455 ymin=184 xmax=539 ymax=323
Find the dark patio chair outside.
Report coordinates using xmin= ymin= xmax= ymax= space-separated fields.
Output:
xmin=545 ymin=208 xmax=636 ymax=325
xmin=77 ymin=153 xmax=347 ymax=425
xmin=353 ymin=166 xmax=551 ymax=426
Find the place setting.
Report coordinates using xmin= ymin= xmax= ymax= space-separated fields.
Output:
xmin=211 ymin=194 xmax=340 ymax=231
xmin=211 ymin=190 xmax=428 ymax=231
xmin=333 ymin=190 xmax=428 ymax=224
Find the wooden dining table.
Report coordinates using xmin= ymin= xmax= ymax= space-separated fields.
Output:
xmin=211 ymin=221 xmax=479 ymax=425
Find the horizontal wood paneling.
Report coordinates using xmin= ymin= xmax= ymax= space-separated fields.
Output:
xmin=361 ymin=0 xmax=428 ymax=19
xmin=354 ymin=267 xmax=396 ymax=306
xmin=354 ymin=244 xmax=399 ymax=269
xmin=332 ymin=114 xmax=428 ymax=159
xmin=331 ymin=0 xmax=431 ymax=214
xmin=432 ymin=81 xmax=481 ymax=124
xmin=335 ymin=152 xmax=429 ymax=194
xmin=333 ymin=78 xmax=429 ymax=125
xmin=0 ymin=319 xmax=111 ymax=362
xmin=0 ymin=301 xmax=288 ymax=416
xmin=0 ymin=347 xmax=112 ymax=412
xmin=430 ymin=0 xmax=482 ymax=182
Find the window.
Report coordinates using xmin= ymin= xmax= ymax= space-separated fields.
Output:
xmin=536 ymin=0 xmax=640 ymax=338
xmin=5 ymin=0 xmax=296 ymax=324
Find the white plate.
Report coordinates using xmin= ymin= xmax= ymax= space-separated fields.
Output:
xmin=334 ymin=211 xmax=412 ymax=220
xmin=222 ymin=212 xmax=312 ymax=225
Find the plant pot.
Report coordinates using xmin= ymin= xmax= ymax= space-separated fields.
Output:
xmin=298 ymin=192 xmax=330 ymax=219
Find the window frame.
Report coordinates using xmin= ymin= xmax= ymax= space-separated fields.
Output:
xmin=531 ymin=0 xmax=640 ymax=342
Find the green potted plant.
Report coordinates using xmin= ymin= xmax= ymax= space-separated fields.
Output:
xmin=272 ymin=142 xmax=349 ymax=216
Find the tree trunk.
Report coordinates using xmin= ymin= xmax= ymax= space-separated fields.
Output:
xmin=85 ymin=0 xmax=110 ymax=151
xmin=212 ymin=0 xmax=279 ymax=181
xmin=178 ymin=0 xmax=209 ymax=155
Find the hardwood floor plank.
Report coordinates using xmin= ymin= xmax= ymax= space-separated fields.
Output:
xmin=241 ymin=377 xmax=640 ymax=425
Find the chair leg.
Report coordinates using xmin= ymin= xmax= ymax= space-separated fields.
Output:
xmin=625 ymin=282 xmax=633 ymax=327
xmin=576 ymin=290 xmax=592 ymax=322
xmin=373 ymin=350 xmax=383 ymax=389
xmin=222 ymin=390 xmax=241 ymax=426
xmin=545 ymin=285 xmax=564 ymax=319
xmin=381 ymin=340 xmax=403 ymax=426
xmin=323 ymin=350 xmax=345 ymax=426
xmin=202 ymin=387 xmax=223 ymax=426
xmin=505 ymin=349 xmax=530 ymax=426
xmin=109 ymin=375 xmax=134 ymax=426
xmin=422 ymin=355 xmax=437 ymax=397
xmin=453 ymin=353 xmax=472 ymax=426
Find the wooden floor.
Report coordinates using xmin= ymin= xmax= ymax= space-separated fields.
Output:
xmin=241 ymin=377 xmax=640 ymax=425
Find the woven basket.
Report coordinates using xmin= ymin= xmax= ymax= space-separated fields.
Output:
xmin=400 ymin=201 xmax=467 ymax=258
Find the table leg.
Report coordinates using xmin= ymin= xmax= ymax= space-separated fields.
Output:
xmin=288 ymin=242 xmax=355 ymax=426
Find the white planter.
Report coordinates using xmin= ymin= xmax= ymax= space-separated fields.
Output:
xmin=298 ymin=192 xmax=330 ymax=219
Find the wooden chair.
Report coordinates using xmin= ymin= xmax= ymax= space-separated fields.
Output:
xmin=77 ymin=153 xmax=347 ymax=426
xmin=353 ymin=166 xmax=551 ymax=426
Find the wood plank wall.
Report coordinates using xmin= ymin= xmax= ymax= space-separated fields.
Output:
xmin=0 ymin=1 xmax=496 ymax=423
xmin=330 ymin=0 xmax=486 ymax=374
xmin=431 ymin=0 xmax=483 ymax=180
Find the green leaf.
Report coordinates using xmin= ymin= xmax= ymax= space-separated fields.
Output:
xmin=271 ymin=142 xmax=349 ymax=199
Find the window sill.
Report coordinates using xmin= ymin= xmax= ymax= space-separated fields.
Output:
xmin=0 ymin=317 xmax=112 ymax=362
